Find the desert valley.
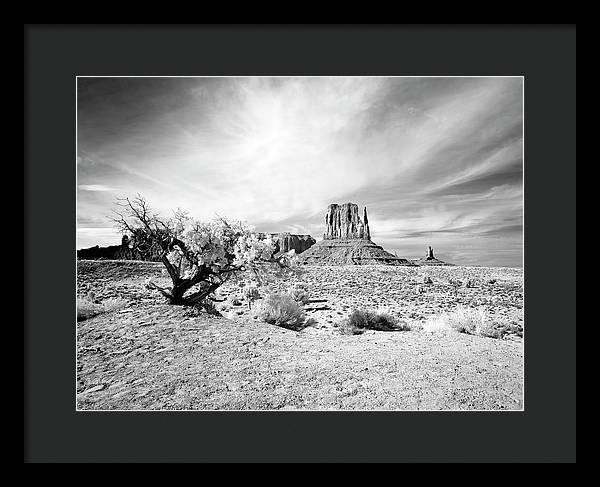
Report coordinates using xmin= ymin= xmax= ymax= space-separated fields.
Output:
xmin=76 ymin=202 xmax=523 ymax=411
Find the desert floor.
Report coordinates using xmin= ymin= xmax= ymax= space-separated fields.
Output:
xmin=76 ymin=260 xmax=524 ymax=410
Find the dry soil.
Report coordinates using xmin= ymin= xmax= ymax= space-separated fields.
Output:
xmin=76 ymin=260 xmax=524 ymax=410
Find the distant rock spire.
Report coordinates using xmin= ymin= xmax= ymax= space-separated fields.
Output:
xmin=363 ymin=206 xmax=371 ymax=240
xmin=427 ymin=246 xmax=434 ymax=259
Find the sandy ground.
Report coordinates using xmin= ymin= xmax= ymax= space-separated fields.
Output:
xmin=76 ymin=260 xmax=524 ymax=410
xmin=219 ymin=264 xmax=524 ymax=335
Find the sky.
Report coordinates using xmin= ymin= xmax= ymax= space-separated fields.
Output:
xmin=77 ymin=77 xmax=523 ymax=267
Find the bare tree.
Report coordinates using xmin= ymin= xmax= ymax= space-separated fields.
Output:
xmin=110 ymin=195 xmax=296 ymax=310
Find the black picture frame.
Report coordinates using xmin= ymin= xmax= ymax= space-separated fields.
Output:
xmin=24 ymin=24 xmax=576 ymax=463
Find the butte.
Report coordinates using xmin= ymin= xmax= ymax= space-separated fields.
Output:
xmin=300 ymin=203 xmax=414 ymax=265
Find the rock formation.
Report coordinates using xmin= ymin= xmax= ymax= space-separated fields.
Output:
xmin=259 ymin=232 xmax=316 ymax=255
xmin=79 ymin=232 xmax=316 ymax=261
xmin=324 ymin=203 xmax=371 ymax=240
xmin=410 ymin=246 xmax=453 ymax=266
xmin=302 ymin=239 xmax=413 ymax=265
xmin=301 ymin=202 xmax=414 ymax=266
xmin=76 ymin=236 xmax=162 ymax=262
xmin=276 ymin=233 xmax=315 ymax=254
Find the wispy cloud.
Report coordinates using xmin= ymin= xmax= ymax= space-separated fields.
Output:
xmin=77 ymin=77 xmax=523 ymax=266
xmin=78 ymin=184 xmax=115 ymax=192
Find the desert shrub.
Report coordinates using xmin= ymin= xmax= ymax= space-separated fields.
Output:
xmin=256 ymin=293 xmax=306 ymax=331
xmin=201 ymin=299 xmax=222 ymax=316
xmin=423 ymin=276 xmax=433 ymax=284
xmin=245 ymin=285 xmax=261 ymax=301
xmin=406 ymin=320 xmax=423 ymax=332
xmin=344 ymin=309 xmax=370 ymax=329
xmin=339 ymin=309 xmax=405 ymax=333
xmin=475 ymin=320 xmax=508 ymax=339
xmin=422 ymin=314 xmax=453 ymax=333
xmin=422 ymin=306 xmax=507 ymax=339
xmin=336 ymin=319 xmax=365 ymax=335
xmin=364 ymin=311 xmax=400 ymax=331
xmin=508 ymin=321 xmax=523 ymax=337
xmin=475 ymin=317 xmax=522 ymax=339
xmin=465 ymin=279 xmax=476 ymax=288
xmin=446 ymin=306 xmax=486 ymax=334
xmin=288 ymin=283 xmax=310 ymax=304
xmin=240 ymin=283 xmax=261 ymax=310
xmin=394 ymin=320 xmax=414 ymax=331
xmin=101 ymin=297 xmax=128 ymax=312
xmin=304 ymin=317 xmax=317 ymax=328
xmin=77 ymin=296 xmax=128 ymax=322
xmin=77 ymin=298 xmax=104 ymax=322
xmin=487 ymin=279 xmax=497 ymax=284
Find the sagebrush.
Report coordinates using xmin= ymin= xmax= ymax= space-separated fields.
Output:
xmin=423 ymin=306 xmax=509 ymax=339
xmin=288 ymin=283 xmax=310 ymax=304
xmin=256 ymin=293 xmax=306 ymax=330
xmin=336 ymin=309 xmax=410 ymax=334
xmin=77 ymin=296 xmax=128 ymax=322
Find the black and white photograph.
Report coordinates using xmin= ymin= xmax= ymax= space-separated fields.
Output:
xmin=26 ymin=23 xmax=578 ymax=463
xmin=76 ymin=76 xmax=524 ymax=411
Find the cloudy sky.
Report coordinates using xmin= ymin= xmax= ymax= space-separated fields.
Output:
xmin=77 ymin=77 xmax=523 ymax=267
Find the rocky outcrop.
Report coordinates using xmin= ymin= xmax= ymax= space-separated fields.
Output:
xmin=427 ymin=246 xmax=434 ymax=259
xmin=324 ymin=203 xmax=370 ymax=240
xmin=77 ymin=235 xmax=163 ymax=262
xmin=410 ymin=246 xmax=453 ymax=266
xmin=302 ymin=239 xmax=414 ymax=265
xmin=259 ymin=232 xmax=316 ymax=255
xmin=301 ymin=202 xmax=413 ymax=266
xmin=274 ymin=233 xmax=315 ymax=254
xmin=79 ymin=232 xmax=316 ymax=261
xmin=77 ymin=243 xmax=124 ymax=260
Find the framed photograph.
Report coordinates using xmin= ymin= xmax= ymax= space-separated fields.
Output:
xmin=25 ymin=25 xmax=576 ymax=463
